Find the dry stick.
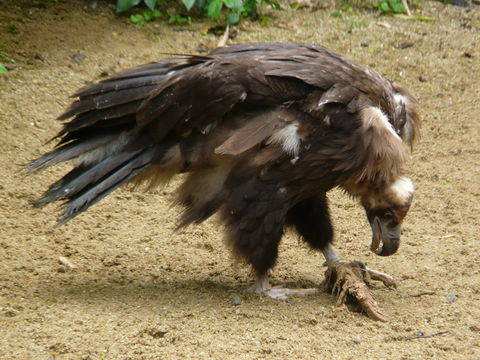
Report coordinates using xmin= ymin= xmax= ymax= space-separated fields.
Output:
xmin=409 ymin=291 xmax=435 ymax=297
xmin=401 ymin=331 xmax=449 ymax=341
xmin=217 ymin=24 xmax=230 ymax=47
xmin=58 ymin=256 xmax=77 ymax=269
xmin=388 ymin=287 xmax=435 ymax=297
xmin=402 ymin=0 xmax=412 ymax=16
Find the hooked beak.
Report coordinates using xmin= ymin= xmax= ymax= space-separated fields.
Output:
xmin=370 ymin=217 xmax=401 ymax=256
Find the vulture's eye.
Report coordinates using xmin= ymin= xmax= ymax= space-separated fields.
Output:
xmin=383 ymin=211 xmax=394 ymax=220
xmin=382 ymin=210 xmax=400 ymax=228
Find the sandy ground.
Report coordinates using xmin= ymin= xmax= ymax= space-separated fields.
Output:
xmin=1 ymin=0 xmax=479 ymax=359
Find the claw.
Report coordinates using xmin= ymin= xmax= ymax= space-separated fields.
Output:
xmin=363 ymin=267 xmax=397 ymax=288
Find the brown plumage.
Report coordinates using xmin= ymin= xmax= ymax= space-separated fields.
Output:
xmin=29 ymin=43 xmax=419 ymax=293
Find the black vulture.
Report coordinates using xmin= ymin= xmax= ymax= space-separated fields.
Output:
xmin=29 ymin=43 xmax=419 ymax=317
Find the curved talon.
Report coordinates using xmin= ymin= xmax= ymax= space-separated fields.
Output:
xmin=363 ymin=266 xmax=397 ymax=288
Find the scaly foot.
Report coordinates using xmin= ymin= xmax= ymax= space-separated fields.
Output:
xmin=253 ymin=275 xmax=319 ymax=300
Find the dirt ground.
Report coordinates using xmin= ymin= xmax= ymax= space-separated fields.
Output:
xmin=1 ymin=0 xmax=479 ymax=359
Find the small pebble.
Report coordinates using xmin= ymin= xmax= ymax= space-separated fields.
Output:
xmin=451 ymin=0 xmax=469 ymax=7
xmin=352 ymin=336 xmax=361 ymax=344
xmin=395 ymin=42 xmax=414 ymax=49
xmin=469 ymin=325 xmax=480 ymax=332
xmin=231 ymin=295 xmax=242 ymax=306
xmin=446 ymin=291 xmax=458 ymax=303
xmin=3 ymin=309 xmax=17 ymax=317
xmin=71 ymin=53 xmax=86 ymax=64
xmin=34 ymin=53 xmax=45 ymax=61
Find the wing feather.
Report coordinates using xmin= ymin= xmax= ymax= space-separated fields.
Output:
xmin=214 ymin=110 xmax=279 ymax=156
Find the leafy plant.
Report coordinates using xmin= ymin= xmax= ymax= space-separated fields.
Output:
xmin=330 ymin=2 xmax=357 ymax=18
xmin=129 ymin=9 xmax=162 ymax=25
xmin=116 ymin=0 xmax=159 ymax=13
xmin=116 ymin=0 xmax=280 ymax=26
xmin=0 ymin=52 xmax=8 ymax=74
xmin=373 ymin=0 xmax=405 ymax=13
xmin=168 ymin=13 xmax=192 ymax=24
xmin=205 ymin=0 xmax=281 ymax=25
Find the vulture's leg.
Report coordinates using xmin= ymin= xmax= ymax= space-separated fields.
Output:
xmin=226 ymin=190 xmax=322 ymax=299
xmin=287 ymin=195 xmax=335 ymax=254
xmin=250 ymin=196 xmax=334 ymax=300
xmin=245 ymin=233 xmax=320 ymax=300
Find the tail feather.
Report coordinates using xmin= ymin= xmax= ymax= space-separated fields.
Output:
xmin=30 ymin=54 xmax=237 ymax=225
xmin=31 ymin=123 xmax=170 ymax=224
xmin=28 ymin=133 xmax=119 ymax=172
xmin=42 ymin=149 xmax=144 ymax=206
xmin=33 ymin=165 xmax=90 ymax=208
xmin=58 ymin=147 xmax=156 ymax=224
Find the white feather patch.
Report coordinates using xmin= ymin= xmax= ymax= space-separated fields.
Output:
xmin=394 ymin=93 xmax=409 ymax=106
xmin=394 ymin=93 xmax=414 ymax=142
xmin=323 ymin=114 xmax=331 ymax=126
xmin=269 ymin=123 xmax=301 ymax=156
xmin=363 ymin=107 xmax=401 ymax=141
xmin=388 ymin=176 xmax=414 ymax=204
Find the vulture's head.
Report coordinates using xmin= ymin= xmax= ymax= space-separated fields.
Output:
xmin=360 ymin=176 xmax=414 ymax=256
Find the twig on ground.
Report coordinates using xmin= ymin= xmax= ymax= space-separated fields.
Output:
xmin=58 ymin=256 xmax=77 ymax=269
xmin=399 ymin=330 xmax=449 ymax=341
xmin=402 ymin=0 xmax=412 ymax=16
xmin=217 ymin=25 xmax=230 ymax=47
xmin=388 ymin=288 xmax=435 ymax=297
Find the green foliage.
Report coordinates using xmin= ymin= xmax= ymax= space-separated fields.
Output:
xmin=0 ymin=52 xmax=8 ymax=74
xmin=373 ymin=0 xmax=405 ymax=13
xmin=168 ymin=13 xmax=192 ymax=24
xmin=117 ymin=0 xmax=158 ymax=12
xmin=129 ymin=9 xmax=162 ymax=25
xmin=5 ymin=24 xmax=19 ymax=34
xmin=116 ymin=0 xmax=281 ymax=26
xmin=330 ymin=3 xmax=357 ymax=18
xmin=207 ymin=0 xmax=223 ymax=19
xmin=199 ymin=0 xmax=277 ymax=25
xmin=183 ymin=0 xmax=196 ymax=10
